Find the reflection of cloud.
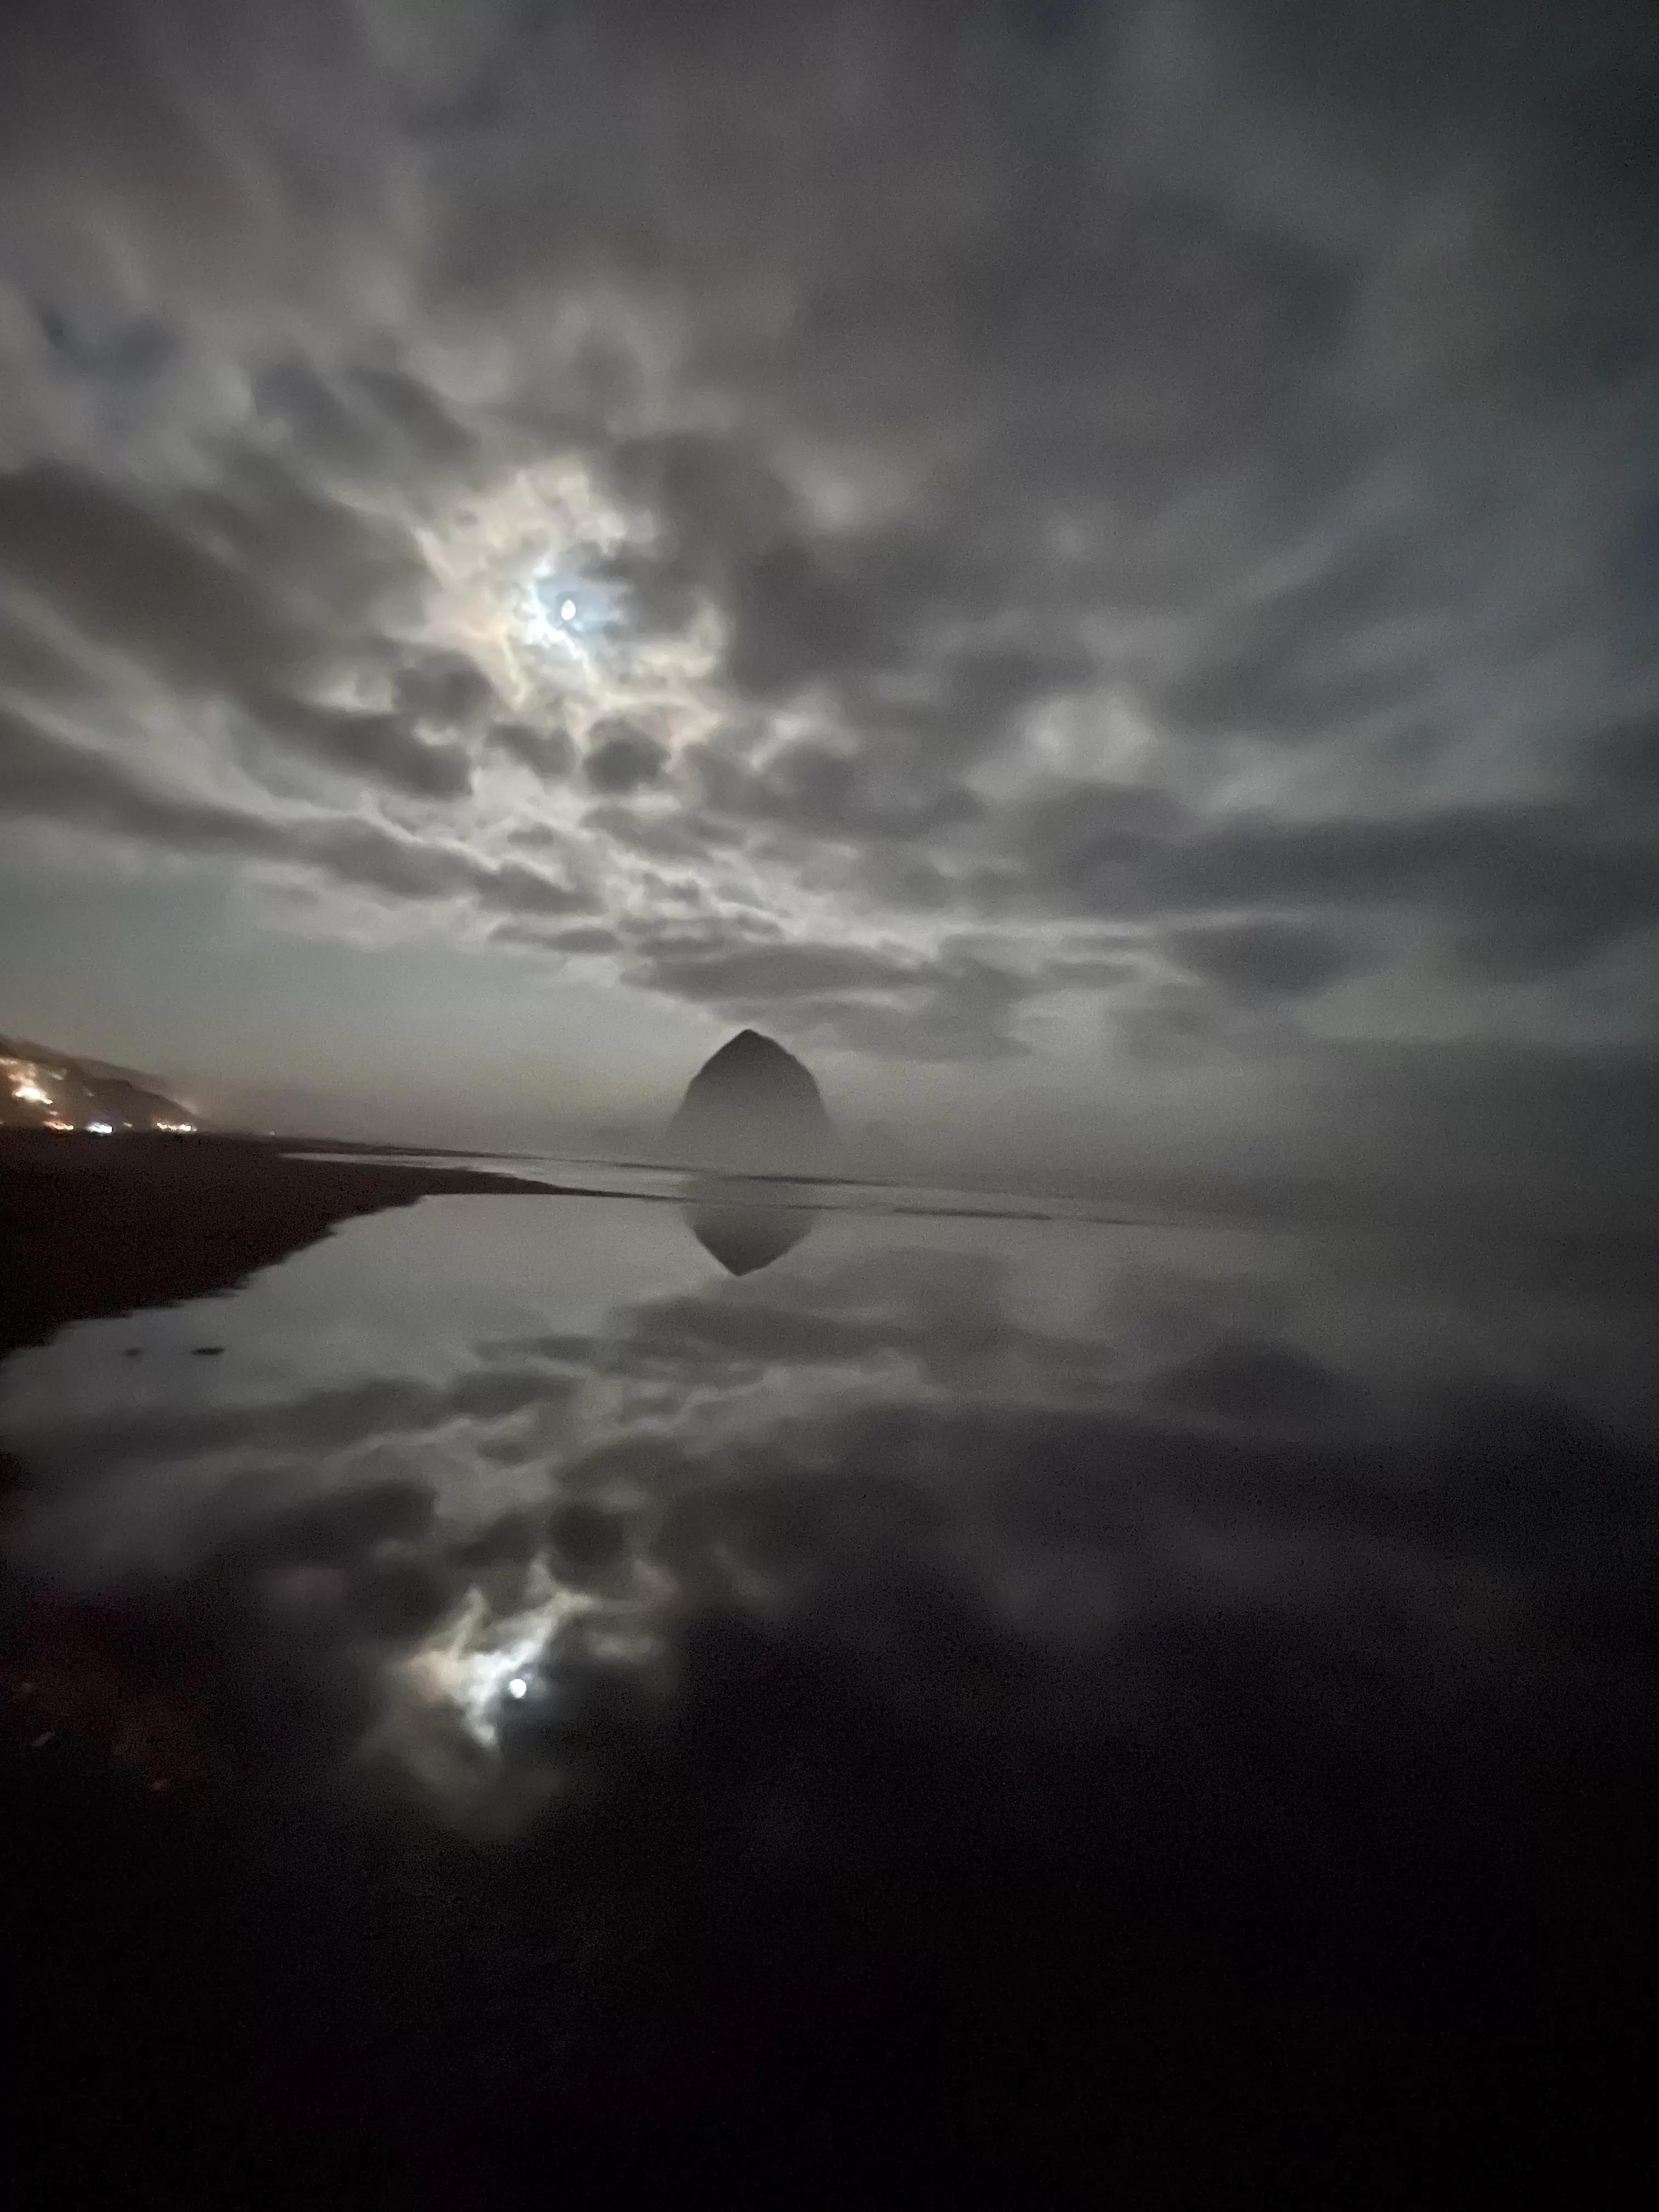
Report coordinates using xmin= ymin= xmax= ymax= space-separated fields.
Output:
xmin=2 ymin=1219 xmax=1655 ymax=2178
xmin=5 ymin=1197 xmax=1657 ymax=1861
xmin=399 ymin=1572 xmax=594 ymax=1750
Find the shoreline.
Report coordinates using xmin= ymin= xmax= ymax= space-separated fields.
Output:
xmin=0 ymin=1130 xmax=564 ymax=1365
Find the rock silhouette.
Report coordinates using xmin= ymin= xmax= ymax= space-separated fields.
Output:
xmin=667 ymin=1030 xmax=837 ymax=1172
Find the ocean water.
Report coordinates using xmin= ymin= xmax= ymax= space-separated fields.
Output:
xmin=3 ymin=1165 xmax=1656 ymax=2187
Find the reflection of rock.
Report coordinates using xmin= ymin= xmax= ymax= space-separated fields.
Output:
xmin=687 ymin=1204 xmax=815 ymax=1277
xmin=668 ymin=1030 xmax=837 ymax=1172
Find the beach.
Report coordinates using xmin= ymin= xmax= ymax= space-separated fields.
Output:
xmin=0 ymin=1130 xmax=565 ymax=1362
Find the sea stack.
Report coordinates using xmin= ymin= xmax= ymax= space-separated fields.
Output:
xmin=668 ymin=1030 xmax=837 ymax=1172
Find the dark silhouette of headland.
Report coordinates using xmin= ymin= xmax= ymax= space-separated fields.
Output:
xmin=667 ymin=1030 xmax=837 ymax=1173
xmin=2 ymin=1030 xmax=192 ymax=1133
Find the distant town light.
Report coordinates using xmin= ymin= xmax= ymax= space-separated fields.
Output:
xmin=45 ymin=1119 xmax=72 ymax=1133
xmin=13 ymin=1079 xmax=52 ymax=1106
xmin=86 ymin=1122 xmax=114 ymax=1136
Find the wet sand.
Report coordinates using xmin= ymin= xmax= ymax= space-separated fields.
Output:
xmin=0 ymin=1130 xmax=560 ymax=1362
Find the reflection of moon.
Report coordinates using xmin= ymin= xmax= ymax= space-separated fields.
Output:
xmin=686 ymin=1204 xmax=816 ymax=1277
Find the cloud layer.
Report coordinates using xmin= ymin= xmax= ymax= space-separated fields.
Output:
xmin=3 ymin=1 xmax=1657 ymax=1126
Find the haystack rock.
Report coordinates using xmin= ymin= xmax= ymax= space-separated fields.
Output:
xmin=667 ymin=1029 xmax=837 ymax=1172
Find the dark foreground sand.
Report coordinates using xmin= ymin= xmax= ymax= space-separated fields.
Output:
xmin=0 ymin=1129 xmax=559 ymax=1361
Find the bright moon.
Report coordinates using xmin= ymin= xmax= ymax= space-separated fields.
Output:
xmin=409 ymin=460 xmax=727 ymax=753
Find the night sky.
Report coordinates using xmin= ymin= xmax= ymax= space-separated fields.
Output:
xmin=2 ymin=1 xmax=1656 ymax=1176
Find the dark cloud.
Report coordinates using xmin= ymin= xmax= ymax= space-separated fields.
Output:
xmin=0 ymin=701 xmax=588 ymax=921
xmin=583 ymin=720 xmax=669 ymax=795
xmin=1148 ymin=805 xmax=1634 ymax=919
xmin=1171 ymin=918 xmax=1366 ymax=998
xmin=177 ymin=450 xmax=424 ymax=628
xmin=1584 ymin=714 xmax=1659 ymax=796
xmin=393 ymin=649 xmax=498 ymax=729
xmin=0 ymin=599 xmax=88 ymax=702
xmin=0 ymin=463 xmax=308 ymax=696
xmin=580 ymin=801 xmax=738 ymax=861
xmin=789 ymin=956 xmax=1034 ymax=1063
xmin=1009 ymin=783 xmax=1194 ymax=906
xmin=465 ymin=856 xmax=591 ymax=921
xmin=599 ymin=433 xmax=801 ymax=658
xmin=3 ymin=0 xmax=1659 ymax=1113
xmin=698 ymin=737 xmax=983 ymax=843
xmin=0 ymin=458 xmax=476 ymax=814
xmin=488 ymin=920 xmax=621 ymax=957
xmin=250 ymin=696 xmax=474 ymax=802
xmin=1158 ymin=806 xmax=1659 ymax=979
xmin=620 ymin=928 xmax=1032 ymax=1058
xmin=1039 ymin=949 xmax=1144 ymax=990
xmin=252 ymin=359 xmax=476 ymax=483
xmin=605 ymin=433 xmax=794 ymax=571
xmin=1154 ymin=531 xmax=1451 ymax=747
xmin=489 ymin=721 xmax=575 ymax=779
xmin=627 ymin=937 xmax=928 ymax=1004
xmin=723 ymin=537 xmax=884 ymax=697
xmin=995 ymin=787 xmax=1659 ymax=980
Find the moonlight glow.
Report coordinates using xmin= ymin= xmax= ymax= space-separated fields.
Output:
xmin=399 ymin=1570 xmax=598 ymax=1751
xmin=411 ymin=461 xmax=725 ymax=737
xmin=518 ymin=556 xmax=631 ymax=659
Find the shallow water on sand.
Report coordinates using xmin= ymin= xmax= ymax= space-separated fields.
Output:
xmin=3 ymin=1172 xmax=1656 ymax=2186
